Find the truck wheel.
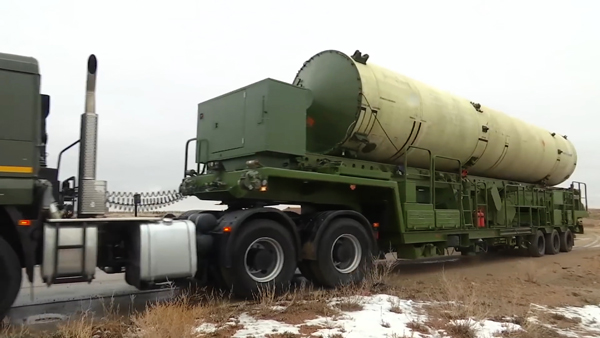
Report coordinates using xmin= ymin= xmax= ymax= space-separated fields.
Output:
xmin=176 ymin=210 xmax=203 ymax=220
xmin=545 ymin=229 xmax=561 ymax=255
xmin=221 ymin=219 xmax=297 ymax=298
xmin=560 ymin=229 xmax=574 ymax=252
xmin=0 ymin=237 xmax=22 ymax=321
xmin=309 ymin=217 xmax=372 ymax=288
xmin=528 ymin=230 xmax=546 ymax=257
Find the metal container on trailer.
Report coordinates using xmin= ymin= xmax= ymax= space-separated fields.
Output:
xmin=293 ymin=50 xmax=577 ymax=186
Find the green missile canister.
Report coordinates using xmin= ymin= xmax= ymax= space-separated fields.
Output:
xmin=293 ymin=50 xmax=577 ymax=186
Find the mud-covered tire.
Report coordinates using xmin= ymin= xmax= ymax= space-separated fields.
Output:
xmin=308 ymin=217 xmax=373 ymax=288
xmin=545 ymin=229 xmax=561 ymax=255
xmin=220 ymin=219 xmax=297 ymax=298
xmin=0 ymin=237 xmax=22 ymax=321
xmin=560 ymin=229 xmax=574 ymax=252
xmin=528 ymin=230 xmax=546 ymax=257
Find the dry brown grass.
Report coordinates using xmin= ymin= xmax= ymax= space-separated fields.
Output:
xmin=0 ymin=324 xmax=35 ymax=338
xmin=0 ymin=275 xmax=574 ymax=338
xmin=38 ymin=302 xmax=130 ymax=338
xmin=497 ymin=318 xmax=570 ymax=338
xmin=12 ymin=264 xmax=388 ymax=338
xmin=264 ymin=333 xmax=302 ymax=338
xmin=3 ymin=250 xmax=591 ymax=338
xmin=131 ymin=296 xmax=204 ymax=338
xmin=388 ymin=300 xmax=403 ymax=314
xmin=444 ymin=320 xmax=478 ymax=338
xmin=388 ymin=268 xmax=574 ymax=338
xmin=335 ymin=300 xmax=363 ymax=312
xmin=405 ymin=320 xmax=429 ymax=334
xmin=422 ymin=274 xmax=494 ymax=322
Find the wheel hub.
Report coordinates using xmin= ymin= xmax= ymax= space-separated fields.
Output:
xmin=333 ymin=240 xmax=353 ymax=262
xmin=252 ymin=249 xmax=274 ymax=271
xmin=330 ymin=234 xmax=362 ymax=274
xmin=244 ymin=237 xmax=285 ymax=283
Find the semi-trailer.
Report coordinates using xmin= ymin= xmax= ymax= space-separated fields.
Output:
xmin=0 ymin=49 xmax=588 ymax=321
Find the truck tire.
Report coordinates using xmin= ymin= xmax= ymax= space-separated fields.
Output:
xmin=309 ymin=217 xmax=372 ymax=288
xmin=0 ymin=237 xmax=22 ymax=321
xmin=176 ymin=210 xmax=203 ymax=220
xmin=560 ymin=229 xmax=574 ymax=252
xmin=528 ymin=230 xmax=546 ymax=257
xmin=220 ymin=219 xmax=297 ymax=298
xmin=545 ymin=229 xmax=561 ymax=255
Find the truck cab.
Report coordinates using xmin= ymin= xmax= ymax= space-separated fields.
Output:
xmin=0 ymin=53 xmax=61 ymax=320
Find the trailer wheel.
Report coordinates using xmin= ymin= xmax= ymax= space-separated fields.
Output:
xmin=528 ymin=230 xmax=546 ymax=257
xmin=0 ymin=237 xmax=22 ymax=321
xmin=309 ymin=217 xmax=372 ymax=288
xmin=221 ymin=219 xmax=296 ymax=298
xmin=559 ymin=229 xmax=574 ymax=252
xmin=545 ymin=229 xmax=561 ymax=255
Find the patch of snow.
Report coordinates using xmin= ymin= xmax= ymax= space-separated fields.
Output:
xmin=192 ymin=294 xmax=600 ymax=338
xmin=270 ymin=305 xmax=287 ymax=311
xmin=305 ymin=294 xmax=432 ymax=338
xmin=195 ymin=319 xmax=239 ymax=336
xmin=232 ymin=313 xmax=300 ymax=337
xmin=552 ymin=304 xmax=600 ymax=334
xmin=450 ymin=319 xmax=523 ymax=338
xmin=531 ymin=303 xmax=600 ymax=337
xmin=195 ymin=322 xmax=218 ymax=334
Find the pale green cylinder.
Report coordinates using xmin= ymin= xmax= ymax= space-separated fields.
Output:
xmin=294 ymin=50 xmax=577 ymax=186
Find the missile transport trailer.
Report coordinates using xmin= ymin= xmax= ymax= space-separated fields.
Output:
xmin=0 ymin=49 xmax=589 ymax=320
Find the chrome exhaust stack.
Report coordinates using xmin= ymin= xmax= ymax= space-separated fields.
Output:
xmin=76 ymin=55 xmax=107 ymax=217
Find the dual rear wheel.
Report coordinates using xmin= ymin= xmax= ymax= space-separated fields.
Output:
xmin=219 ymin=219 xmax=297 ymax=298
xmin=219 ymin=216 xmax=373 ymax=298
xmin=299 ymin=218 xmax=372 ymax=288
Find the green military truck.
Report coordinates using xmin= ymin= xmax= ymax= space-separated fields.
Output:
xmin=0 ymin=49 xmax=589 ymax=320
xmin=0 ymin=52 xmax=61 ymax=318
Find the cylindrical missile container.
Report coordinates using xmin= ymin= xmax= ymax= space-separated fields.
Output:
xmin=292 ymin=50 xmax=577 ymax=186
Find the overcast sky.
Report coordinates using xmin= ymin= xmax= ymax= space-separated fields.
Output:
xmin=1 ymin=0 xmax=599 ymax=209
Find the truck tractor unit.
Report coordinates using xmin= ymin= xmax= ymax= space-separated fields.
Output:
xmin=0 ymin=49 xmax=588 ymax=320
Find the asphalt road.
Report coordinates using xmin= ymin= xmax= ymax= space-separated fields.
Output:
xmin=6 ymin=267 xmax=179 ymax=326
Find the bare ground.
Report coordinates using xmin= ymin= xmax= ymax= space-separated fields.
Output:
xmin=3 ymin=210 xmax=600 ymax=338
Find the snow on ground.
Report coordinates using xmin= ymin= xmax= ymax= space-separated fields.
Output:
xmin=303 ymin=295 xmax=430 ymax=338
xmin=193 ymin=294 xmax=600 ymax=338
xmin=232 ymin=313 xmax=301 ymax=337
xmin=529 ymin=303 xmax=600 ymax=337
xmin=451 ymin=319 xmax=522 ymax=338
